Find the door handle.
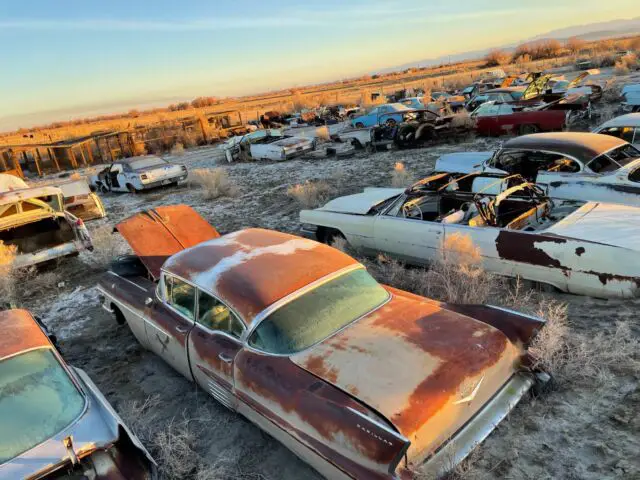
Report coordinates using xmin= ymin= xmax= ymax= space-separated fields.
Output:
xmin=175 ymin=326 xmax=188 ymax=334
xmin=219 ymin=353 xmax=233 ymax=364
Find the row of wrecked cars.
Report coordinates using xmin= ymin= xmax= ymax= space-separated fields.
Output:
xmin=0 ymin=155 xmax=189 ymax=270
xmin=13 ymin=130 xmax=640 ymax=479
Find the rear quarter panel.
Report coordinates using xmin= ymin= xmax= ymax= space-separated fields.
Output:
xmin=299 ymin=209 xmax=377 ymax=252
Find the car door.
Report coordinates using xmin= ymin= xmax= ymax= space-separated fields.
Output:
xmin=108 ymin=164 xmax=123 ymax=190
xmin=188 ymin=289 xmax=245 ymax=410
xmin=372 ymin=194 xmax=444 ymax=265
xmin=144 ymin=274 xmax=196 ymax=380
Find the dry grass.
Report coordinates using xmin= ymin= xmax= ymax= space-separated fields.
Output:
xmin=69 ymin=172 xmax=82 ymax=180
xmin=189 ymin=168 xmax=239 ymax=200
xmin=615 ymin=61 xmax=631 ymax=75
xmin=80 ymin=225 xmax=129 ymax=270
xmin=121 ymin=396 xmax=237 ymax=480
xmin=287 ymin=180 xmax=332 ymax=208
xmin=450 ymin=111 xmax=475 ymax=130
xmin=315 ymin=126 xmax=330 ymax=141
xmin=391 ymin=162 xmax=414 ymax=188
xmin=171 ymin=142 xmax=185 ymax=155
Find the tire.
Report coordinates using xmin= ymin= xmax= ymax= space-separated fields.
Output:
xmin=519 ymin=124 xmax=540 ymax=135
xmin=355 ymin=122 xmax=365 ymax=128
xmin=112 ymin=305 xmax=126 ymax=326
xmin=99 ymin=183 xmax=109 ymax=194
xmin=385 ymin=119 xmax=397 ymax=127
xmin=395 ymin=124 xmax=417 ymax=149
xmin=324 ymin=228 xmax=346 ymax=247
xmin=126 ymin=183 xmax=138 ymax=194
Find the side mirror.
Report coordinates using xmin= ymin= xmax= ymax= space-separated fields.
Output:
xmin=145 ymin=297 xmax=154 ymax=306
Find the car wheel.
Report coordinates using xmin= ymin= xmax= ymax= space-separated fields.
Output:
xmin=355 ymin=122 xmax=365 ymax=128
xmin=385 ymin=119 xmax=397 ymax=127
xmin=519 ymin=124 xmax=540 ymax=135
xmin=126 ymin=183 xmax=138 ymax=194
xmin=112 ymin=305 xmax=126 ymax=326
xmin=395 ymin=124 xmax=417 ymax=149
xmin=99 ymin=183 xmax=109 ymax=194
xmin=324 ymin=228 xmax=347 ymax=247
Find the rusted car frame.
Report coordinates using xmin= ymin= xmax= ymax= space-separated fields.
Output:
xmin=96 ymin=205 xmax=547 ymax=479
xmin=0 ymin=309 xmax=156 ymax=479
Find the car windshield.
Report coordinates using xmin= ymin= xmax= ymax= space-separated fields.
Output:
xmin=248 ymin=269 xmax=389 ymax=355
xmin=128 ymin=157 xmax=166 ymax=170
xmin=0 ymin=349 xmax=85 ymax=463
xmin=589 ymin=144 xmax=640 ymax=173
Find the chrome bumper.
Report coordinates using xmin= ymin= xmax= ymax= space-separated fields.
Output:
xmin=416 ymin=373 xmax=537 ymax=478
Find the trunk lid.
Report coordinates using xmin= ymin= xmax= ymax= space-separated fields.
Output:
xmin=435 ymin=151 xmax=494 ymax=174
xmin=291 ymin=288 xmax=522 ymax=466
xmin=317 ymin=187 xmax=404 ymax=215
xmin=547 ymin=201 xmax=640 ymax=251
xmin=116 ymin=205 xmax=220 ymax=280
xmin=138 ymin=164 xmax=184 ymax=182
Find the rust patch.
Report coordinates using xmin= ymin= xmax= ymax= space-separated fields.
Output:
xmin=495 ymin=230 xmax=567 ymax=268
xmin=575 ymin=246 xmax=585 ymax=256
xmin=368 ymin=289 xmax=509 ymax=436
xmin=582 ymin=270 xmax=640 ymax=288
xmin=116 ymin=204 xmax=220 ymax=280
xmin=302 ymin=354 xmax=339 ymax=383
xmin=0 ymin=309 xmax=51 ymax=359
xmin=235 ymin=351 xmax=407 ymax=471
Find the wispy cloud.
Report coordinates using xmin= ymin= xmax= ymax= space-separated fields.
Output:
xmin=0 ymin=6 xmax=533 ymax=32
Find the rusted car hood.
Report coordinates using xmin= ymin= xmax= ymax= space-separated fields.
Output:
xmin=116 ymin=205 xmax=220 ymax=280
xmin=547 ymin=202 xmax=640 ymax=251
xmin=291 ymin=287 xmax=521 ymax=464
xmin=316 ymin=187 xmax=404 ymax=215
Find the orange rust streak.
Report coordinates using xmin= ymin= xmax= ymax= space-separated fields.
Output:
xmin=372 ymin=288 xmax=508 ymax=436
xmin=0 ymin=309 xmax=51 ymax=359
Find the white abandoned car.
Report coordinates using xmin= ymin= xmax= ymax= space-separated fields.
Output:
xmin=88 ymin=155 xmax=187 ymax=193
xmin=300 ymin=172 xmax=640 ymax=298
xmin=222 ymin=129 xmax=315 ymax=162
xmin=0 ymin=185 xmax=92 ymax=268
xmin=593 ymin=113 xmax=640 ymax=149
xmin=434 ymin=132 xmax=640 ymax=207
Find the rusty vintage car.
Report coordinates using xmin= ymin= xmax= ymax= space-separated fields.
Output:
xmin=0 ymin=309 xmax=157 ymax=479
xmin=97 ymin=204 xmax=547 ymax=479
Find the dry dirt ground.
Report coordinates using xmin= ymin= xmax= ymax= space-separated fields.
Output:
xmin=16 ymin=102 xmax=640 ymax=479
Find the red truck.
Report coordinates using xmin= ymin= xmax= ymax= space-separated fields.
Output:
xmin=472 ymin=102 xmax=567 ymax=136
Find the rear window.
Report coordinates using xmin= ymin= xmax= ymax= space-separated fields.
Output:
xmin=588 ymin=144 xmax=640 ymax=173
xmin=248 ymin=269 xmax=389 ymax=355
xmin=0 ymin=349 xmax=85 ymax=463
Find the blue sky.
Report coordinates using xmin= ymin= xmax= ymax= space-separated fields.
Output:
xmin=0 ymin=0 xmax=637 ymax=129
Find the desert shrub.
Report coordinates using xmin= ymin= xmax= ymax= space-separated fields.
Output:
xmin=287 ymin=180 xmax=332 ymax=208
xmin=485 ymin=49 xmax=512 ymax=67
xmin=450 ymin=111 xmax=475 ymax=129
xmin=69 ymin=172 xmax=82 ymax=180
xmin=170 ymin=142 xmax=185 ymax=155
xmin=391 ymin=162 xmax=414 ymax=188
xmin=0 ymin=241 xmax=18 ymax=305
xmin=315 ymin=126 xmax=330 ymax=141
xmin=594 ymin=53 xmax=617 ymax=68
xmin=189 ymin=168 xmax=238 ymax=200
xmin=614 ymin=61 xmax=630 ymax=75
xmin=80 ymin=225 xmax=129 ymax=270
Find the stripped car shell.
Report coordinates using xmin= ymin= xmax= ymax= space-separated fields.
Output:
xmin=88 ymin=156 xmax=188 ymax=193
xmin=97 ymin=207 xmax=546 ymax=479
xmin=223 ymin=129 xmax=315 ymax=162
xmin=435 ymin=132 xmax=640 ymax=207
xmin=300 ymin=173 xmax=640 ymax=298
xmin=0 ymin=309 xmax=156 ymax=479
xmin=55 ymin=178 xmax=107 ymax=221
xmin=0 ymin=185 xmax=93 ymax=268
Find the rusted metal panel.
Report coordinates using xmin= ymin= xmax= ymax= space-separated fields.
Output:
xmin=291 ymin=286 xmax=521 ymax=466
xmin=165 ymin=229 xmax=358 ymax=322
xmin=235 ymin=350 xmax=408 ymax=477
xmin=116 ymin=205 xmax=220 ymax=280
xmin=0 ymin=309 xmax=50 ymax=359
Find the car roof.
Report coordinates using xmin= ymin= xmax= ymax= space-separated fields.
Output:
xmin=0 ymin=309 xmax=51 ymax=360
xmin=595 ymin=113 xmax=640 ymax=130
xmin=163 ymin=228 xmax=360 ymax=322
xmin=0 ymin=185 xmax=62 ymax=206
xmin=484 ymin=87 xmax=524 ymax=94
xmin=502 ymin=132 xmax=627 ymax=163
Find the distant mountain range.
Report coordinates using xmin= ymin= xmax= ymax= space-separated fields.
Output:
xmin=378 ymin=16 xmax=640 ymax=73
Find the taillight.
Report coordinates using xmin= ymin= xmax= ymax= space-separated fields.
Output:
xmin=75 ymin=218 xmax=84 ymax=227
xmin=140 ymin=174 xmax=148 ymax=180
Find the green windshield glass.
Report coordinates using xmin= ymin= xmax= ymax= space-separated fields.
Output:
xmin=249 ymin=269 xmax=389 ymax=355
xmin=0 ymin=349 xmax=85 ymax=463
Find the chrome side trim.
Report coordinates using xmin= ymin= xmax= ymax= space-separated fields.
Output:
xmin=485 ymin=304 xmax=547 ymax=324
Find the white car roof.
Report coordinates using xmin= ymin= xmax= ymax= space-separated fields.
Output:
xmin=594 ymin=113 xmax=640 ymax=131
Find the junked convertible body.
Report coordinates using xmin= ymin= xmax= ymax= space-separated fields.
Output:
xmin=97 ymin=204 xmax=547 ymax=479
xmin=300 ymin=173 xmax=640 ymax=298
xmin=0 ymin=309 xmax=157 ymax=479
xmin=0 ymin=185 xmax=93 ymax=268
xmin=435 ymin=132 xmax=640 ymax=207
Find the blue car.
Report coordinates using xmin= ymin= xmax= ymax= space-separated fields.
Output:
xmin=351 ymin=103 xmax=412 ymax=128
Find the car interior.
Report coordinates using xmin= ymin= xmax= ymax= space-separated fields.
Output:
xmin=387 ymin=177 xmax=579 ymax=232
xmin=488 ymin=150 xmax=581 ymax=180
